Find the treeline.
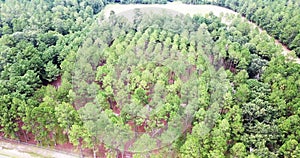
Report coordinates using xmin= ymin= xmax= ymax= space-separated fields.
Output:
xmin=181 ymin=0 xmax=300 ymax=57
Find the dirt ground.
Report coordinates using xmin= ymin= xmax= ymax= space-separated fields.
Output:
xmin=0 ymin=140 xmax=79 ymax=158
xmin=103 ymin=1 xmax=237 ymax=18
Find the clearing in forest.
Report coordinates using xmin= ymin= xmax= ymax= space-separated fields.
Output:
xmin=103 ymin=1 xmax=237 ymax=18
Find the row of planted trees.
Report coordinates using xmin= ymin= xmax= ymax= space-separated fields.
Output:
xmin=61 ymin=11 xmax=300 ymax=157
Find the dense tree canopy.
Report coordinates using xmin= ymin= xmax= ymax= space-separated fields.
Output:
xmin=0 ymin=0 xmax=299 ymax=158
xmin=182 ymin=0 xmax=300 ymax=57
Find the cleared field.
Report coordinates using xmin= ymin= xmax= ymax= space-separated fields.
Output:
xmin=103 ymin=2 xmax=237 ymax=19
xmin=111 ymin=7 xmax=183 ymax=22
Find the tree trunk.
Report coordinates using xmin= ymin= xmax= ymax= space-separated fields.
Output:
xmin=146 ymin=152 xmax=150 ymax=158
xmin=23 ymin=130 xmax=28 ymax=142
xmin=14 ymin=132 xmax=20 ymax=143
xmin=93 ymin=148 xmax=97 ymax=158
xmin=80 ymin=147 xmax=84 ymax=158
xmin=53 ymin=132 xmax=57 ymax=146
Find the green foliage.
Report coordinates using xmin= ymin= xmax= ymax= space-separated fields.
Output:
xmin=188 ymin=0 xmax=300 ymax=57
xmin=230 ymin=142 xmax=247 ymax=158
xmin=55 ymin=102 xmax=80 ymax=133
xmin=0 ymin=1 xmax=299 ymax=157
xmin=44 ymin=61 xmax=60 ymax=82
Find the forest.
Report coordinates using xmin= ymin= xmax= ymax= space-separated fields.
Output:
xmin=182 ymin=0 xmax=300 ymax=57
xmin=0 ymin=0 xmax=299 ymax=158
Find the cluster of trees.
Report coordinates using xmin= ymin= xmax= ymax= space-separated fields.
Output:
xmin=182 ymin=0 xmax=300 ymax=57
xmin=0 ymin=0 xmax=299 ymax=158
xmin=0 ymin=0 xmax=107 ymax=147
xmin=72 ymin=11 xmax=231 ymax=155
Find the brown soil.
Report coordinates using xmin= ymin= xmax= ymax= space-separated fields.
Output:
xmin=50 ymin=75 xmax=62 ymax=88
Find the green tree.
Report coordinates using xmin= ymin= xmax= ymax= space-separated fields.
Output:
xmin=55 ymin=102 xmax=80 ymax=135
xmin=279 ymin=139 xmax=300 ymax=158
xmin=230 ymin=142 xmax=247 ymax=158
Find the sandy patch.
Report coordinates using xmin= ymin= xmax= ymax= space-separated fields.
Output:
xmin=0 ymin=140 xmax=78 ymax=158
xmin=103 ymin=2 xmax=237 ymax=18
xmin=112 ymin=7 xmax=183 ymax=22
